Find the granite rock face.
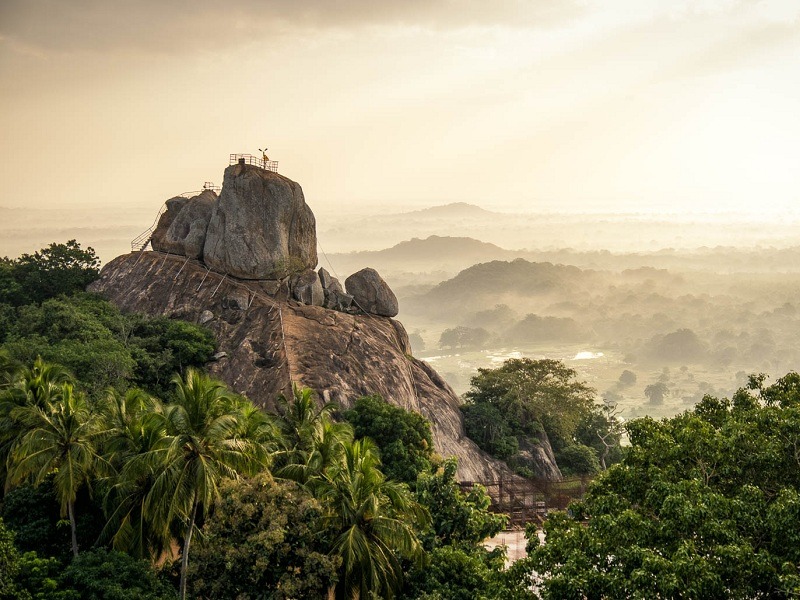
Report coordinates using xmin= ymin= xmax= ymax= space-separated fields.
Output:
xmin=291 ymin=269 xmax=324 ymax=307
xmin=202 ymin=164 xmax=317 ymax=279
xmin=319 ymin=268 xmax=352 ymax=310
xmin=150 ymin=190 xmax=217 ymax=258
xmin=89 ymin=252 xmax=562 ymax=482
xmin=345 ymin=268 xmax=399 ymax=317
xmin=150 ymin=196 xmax=187 ymax=253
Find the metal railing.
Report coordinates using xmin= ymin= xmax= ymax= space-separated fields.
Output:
xmin=459 ymin=475 xmax=593 ymax=526
xmin=230 ymin=153 xmax=279 ymax=172
xmin=131 ymin=203 xmax=167 ymax=252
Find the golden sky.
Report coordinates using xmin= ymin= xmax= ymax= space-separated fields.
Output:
xmin=1 ymin=0 xmax=799 ymax=216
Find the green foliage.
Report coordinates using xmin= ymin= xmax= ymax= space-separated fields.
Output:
xmin=6 ymin=379 xmax=107 ymax=557
xmin=141 ymin=368 xmax=269 ymax=600
xmin=14 ymin=551 xmax=63 ymax=600
xmin=461 ymin=402 xmax=519 ymax=460
xmin=464 ymin=358 xmax=595 ymax=447
xmin=402 ymin=545 xmax=533 ymax=600
xmin=190 ymin=473 xmax=339 ymax=599
xmin=528 ymin=372 xmax=800 ymax=599
xmin=0 ymin=241 xmax=100 ymax=307
xmin=573 ymin=404 xmax=624 ymax=470
xmin=126 ymin=316 xmax=216 ymax=398
xmin=344 ymin=394 xmax=434 ymax=484
xmin=414 ymin=459 xmax=505 ymax=550
xmin=2 ymin=294 xmax=215 ymax=397
xmin=98 ymin=389 xmax=171 ymax=561
xmin=462 ymin=358 xmax=612 ymax=475
xmin=57 ymin=548 xmax=176 ymax=600
xmin=316 ymin=438 xmax=429 ymax=600
xmin=273 ymin=385 xmax=353 ymax=484
xmin=556 ymin=443 xmax=601 ymax=476
xmin=0 ymin=482 xmax=104 ymax=564
xmin=0 ymin=518 xmax=22 ymax=599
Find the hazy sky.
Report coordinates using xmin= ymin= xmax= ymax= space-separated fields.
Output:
xmin=1 ymin=0 xmax=799 ymax=216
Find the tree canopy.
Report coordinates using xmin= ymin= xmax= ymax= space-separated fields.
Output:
xmin=527 ymin=372 xmax=800 ymax=599
xmin=0 ymin=240 xmax=100 ymax=307
xmin=461 ymin=358 xmax=618 ymax=476
xmin=344 ymin=394 xmax=434 ymax=484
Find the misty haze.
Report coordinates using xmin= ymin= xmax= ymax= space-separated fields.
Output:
xmin=3 ymin=0 xmax=800 ymax=598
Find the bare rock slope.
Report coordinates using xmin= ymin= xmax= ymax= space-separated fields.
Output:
xmin=90 ymin=252 xmax=548 ymax=482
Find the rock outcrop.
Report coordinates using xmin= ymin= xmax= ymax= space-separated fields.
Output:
xmin=151 ymin=190 xmax=217 ymax=258
xmin=319 ymin=268 xmax=353 ymax=311
xmin=517 ymin=436 xmax=562 ymax=481
xmin=121 ymin=160 xmax=561 ymax=482
xmin=90 ymin=252 xmax=565 ymax=482
xmin=202 ymin=164 xmax=317 ymax=279
xmin=150 ymin=196 xmax=187 ymax=253
xmin=345 ymin=268 xmax=399 ymax=317
xmin=290 ymin=269 xmax=324 ymax=307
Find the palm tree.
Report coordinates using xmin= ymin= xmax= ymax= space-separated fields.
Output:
xmin=275 ymin=385 xmax=339 ymax=457
xmin=316 ymin=438 xmax=429 ymax=599
xmin=99 ymin=388 xmax=170 ymax=561
xmin=6 ymin=382 xmax=108 ymax=557
xmin=0 ymin=349 xmax=19 ymax=389
xmin=142 ymin=368 xmax=267 ymax=600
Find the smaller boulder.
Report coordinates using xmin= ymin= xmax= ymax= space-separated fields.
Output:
xmin=318 ymin=267 xmax=348 ymax=310
xmin=198 ymin=310 xmax=215 ymax=324
xmin=318 ymin=268 xmax=339 ymax=291
xmin=158 ymin=190 xmax=217 ymax=258
xmin=345 ymin=268 xmax=398 ymax=317
xmin=291 ymin=269 xmax=324 ymax=307
xmin=223 ymin=291 xmax=250 ymax=311
xmin=150 ymin=196 xmax=188 ymax=252
xmin=327 ymin=289 xmax=354 ymax=311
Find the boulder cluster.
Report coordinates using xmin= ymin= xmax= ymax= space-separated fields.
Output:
xmin=149 ymin=162 xmax=398 ymax=318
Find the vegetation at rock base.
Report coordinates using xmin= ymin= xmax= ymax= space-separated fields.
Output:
xmin=189 ymin=474 xmax=340 ymax=599
xmin=0 ymin=240 xmax=100 ymax=308
xmin=344 ymin=394 xmax=434 ymax=484
xmin=461 ymin=358 xmax=622 ymax=476
xmin=0 ymin=237 xmax=516 ymax=600
xmin=5 ymin=240 xmax=800 ymax=599
xmin=523 ymin=372 xmax=800 ymax=599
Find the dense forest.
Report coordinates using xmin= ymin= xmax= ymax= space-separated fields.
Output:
xmin=2 ymin=242 xmax=799 ymax=599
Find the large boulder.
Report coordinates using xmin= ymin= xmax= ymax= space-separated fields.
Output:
xmin=150 ymin=196 xmax=187 ymax=252
xmin=345 ymin=268 xmax=398 ymax=317
xmin=150 ymin=190 xmax=216 ymax=258
xmin=203 ymin=164 xmax=317 ymax=279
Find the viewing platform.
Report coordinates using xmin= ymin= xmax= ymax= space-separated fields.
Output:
xmin=230 ymin=153 xmax=279 ymax=172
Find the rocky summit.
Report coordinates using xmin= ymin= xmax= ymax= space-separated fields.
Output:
xmin=150 ymin=164 xmax=317 ymax=280
xmin=93 ymin=161 xmax=562 ymax=482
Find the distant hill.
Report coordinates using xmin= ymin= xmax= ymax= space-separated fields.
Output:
xmin=402 ymin=202 xmax=497 ymax=218
xmin=404 ymin=258 xmax=599 ymax=319
xmin=333 ymin=235 xmax=509 ymax=263
xmin=426 ymin=259 xmax=593 ymax=299
xmin=324 ymin=236 xmax=518 ymax=286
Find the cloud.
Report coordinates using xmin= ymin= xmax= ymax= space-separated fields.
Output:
xmin=0 ymin=0 xmax=584 ymax=56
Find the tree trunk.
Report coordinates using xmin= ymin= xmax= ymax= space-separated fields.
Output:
xmin=179 ymin=501 xmax=198 ymax=600
xmin=67 ymin=500 xmax=79 ymax=557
